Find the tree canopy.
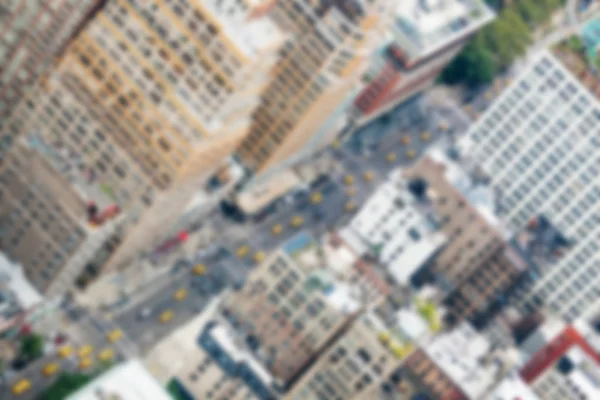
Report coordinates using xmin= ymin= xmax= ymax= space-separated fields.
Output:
xmin=441 ymin=0 xmax=565 ymax=87
xmin=19 ymin=333 xmax=45 ymax=361
xmin=39 ymin=373 xmax=93 ymax=400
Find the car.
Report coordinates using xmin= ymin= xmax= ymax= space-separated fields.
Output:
xmin=310 ymin=192 xmax=323 ymax=204
xmin=78 ymin=345 xmax=93 ymax=358
xmin=253 ymin=251 xmax=266 ymax=263
xmin=363 ymin=171 xmax=374 ymax=182
xmin=310 ymin=174 xmax=331 ymax=189
xmin=290 ymin=216 xmax=304 ymax=228
xmin=138 ymin=307 xmax=153 ymax=320
xmin=98 ymin=348 xmax=114 ymax=362
xmin=12 ymin=379 xmax=31 ymax=395
xmin=271 ymin=224 xmax=283 ymax=235
xmin=193 ymin=264 xmax=206 ymax=276
xmin=160 ymin=310 xmax=174 ymax=323
xmin=79 ymin=357 xmax=93 ymax=370
xmin=343 ymin=175 xmax=354 ymax=185
xmin=236 ymin=245 xmax=250 ymax=258
xmin=387 ymin=152 xmax=397 ymax=163
xmin=344 ymin=201 xmax=356 ymax=212
xmin=107 ymin=329 xmax=123 ymax=343
xmin=58 ymin=345 xmax=73 ymax=359
xmin=174 ymin=288 xmax=188 ymax=301
xmin=43 ymin=362 xmax=59 ymax=377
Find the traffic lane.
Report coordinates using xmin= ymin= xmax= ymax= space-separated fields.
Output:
xmin=114 ymin=271 xmax=225 ymax=350
xmin=3 ymin=339 xmax=125 ymax=400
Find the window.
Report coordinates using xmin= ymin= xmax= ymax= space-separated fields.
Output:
xmin=408 ymin=228 xmax=421 ymax=241
xmin=357 ymin=348 xmax=371 ymax=363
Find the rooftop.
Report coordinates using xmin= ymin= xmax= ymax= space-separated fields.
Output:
xmin=393 ymin=0 xmax=494 ymax=62
xmin=424 ymin=322 xmax=501 ymax=399
xmin=0 ymin=253 xmax=42 ymax=311
xmin=204 ymin=0 xmax=284 ymax=57
xmin=419 ymin=147 xmax=510 ymax=237
xmin=67 ymin=360 xmax=172 ymax=400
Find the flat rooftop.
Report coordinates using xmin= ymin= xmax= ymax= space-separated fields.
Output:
xmin=203 ymin=0 xmax=283 ymax=58
xmin=393 ymin=0 xmax=494 ymax=61
xmin=67 ymin=360 xmax=172 ymax=400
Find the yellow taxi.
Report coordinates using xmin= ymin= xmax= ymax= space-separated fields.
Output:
xmin=107 ymin=329 xmax=123 ymax=343
xmin=193 ymin=264 xmax=206 ymax=276
xmin=98 ymin=348 xmax=114 ymax=362
xmin=386 ymin=152 xmax=397 ymax=163
xmin=420 ymin=131 xmax=431 ymax=142
xmin=363 ymin=171 xmax=374 ymax=182
xmin=173 ymin=288 xmax=187 ymax=301
xmin=290 ymin=216 xmax=304 ymax=228
xmin=331 ymin=138 xmax=341 ymax=148
xmin=344 ymin=202 xmax=356 ymax=213
xmin=400 ymin=136 xmax=411 ymax=145
xmin=12 ymin=379 xmax=31 ymax=395
xmin=405 ymin=149 xmax=416 ymax=159
xmin=79 ymin=357 xmax=93 ymax=370
xmin=271 ymin=224 xmax=283 ymax=235
xmin=58 ymin=345 xmax=73 ymax=359
xmin=78 ymin=345 xmax=93 ymax=358
xmin=160 ymin=310 xmax=174 ymax=323
xmin=43 ymin=362 xmax=59 ymax=377
xmin=236 ymin=245 xmax=249 ymax=258
xmin=253 ymin=251 xmax=266 ymax=264
xmin=343 ymin=174 xmax=355 ymax=185
xmin=310 ymin=192 xmax=323 ymax=204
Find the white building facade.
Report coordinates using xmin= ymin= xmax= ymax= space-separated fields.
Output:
xmin=459 ymin=50 xmax=600 ymax=321
xmin=341 ymin=168 xmax=446 ymax=286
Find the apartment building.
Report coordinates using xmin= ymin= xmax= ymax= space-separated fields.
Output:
xmin=221 ymin=232 xmax=387 ymax=388
xmin=403 ymin=151 xmax=507 ymax=285
xmin=352 ymin=0 xmax=494 ymax=125
xmin=235 ymin=0 xmax=394 ymax=177
xmin=1 ymin=0 xmax=285 ymax=289
xmin=0 ymin=139 xmax=122 ymax=295
xmin=0 ymin=253 xmax=42 ymax=336
xmin=518 ymin=319 xmax=600 ymax=400
xmin=459 ymin=45 xmax=600 ymax=321
xmin=0 ymin=0 xmax=98 ymax=119
xmin=284 ymin=315 xmax=403 ymax=400
xmin=402 ymin=322 xmax=504 ymax=400
xmin=340 ymin=167 xmax=447 ymax=287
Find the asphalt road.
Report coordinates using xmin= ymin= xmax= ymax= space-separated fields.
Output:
xmin=1 ymin=91 xmax=470 ymax=400
xmin=0 ymin=307 xmax=132 ymax=400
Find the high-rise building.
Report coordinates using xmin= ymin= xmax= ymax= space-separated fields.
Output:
xmin=518 ymin=319 xmax=600 ymax=400
xmin=0 ymin=139 xmax=122 ymax=295
xmin=459 ymin=46 xmax=600 ymax=321
xmin=235 ymin=0 xmax=394 ymax=177
xmin=339 ymin=167 xmax=447 ymax=287
xmin=1 ymin=0 xmax=285 ymax=289
xmin=221 ymin=232 xmax=387 ymax=388
xmin=401 ymin=322 xmax=503 ymax=400
xmin=402 ymin=150 xmax=532 ymax=329
xmin=284 ymin=315 xmax=404 ymax=400
xmin=351 ymin=0 xmax=494 ymax=125
xmin=0 ymin=0 xmax=98 ymax=119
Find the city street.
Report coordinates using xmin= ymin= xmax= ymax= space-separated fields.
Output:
xmin=1 ymin=92 xmax=469 ymax=399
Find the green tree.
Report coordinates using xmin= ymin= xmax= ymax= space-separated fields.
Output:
xmin=486 ymin=9 xmax=531 ymax=68
xmin=441 ymin=34 xmax=496 ymax=88
xmin=19 ymin=333 xmax=45 ymax=361
xmin=40 ymin=373 xmax=93 ymax=400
